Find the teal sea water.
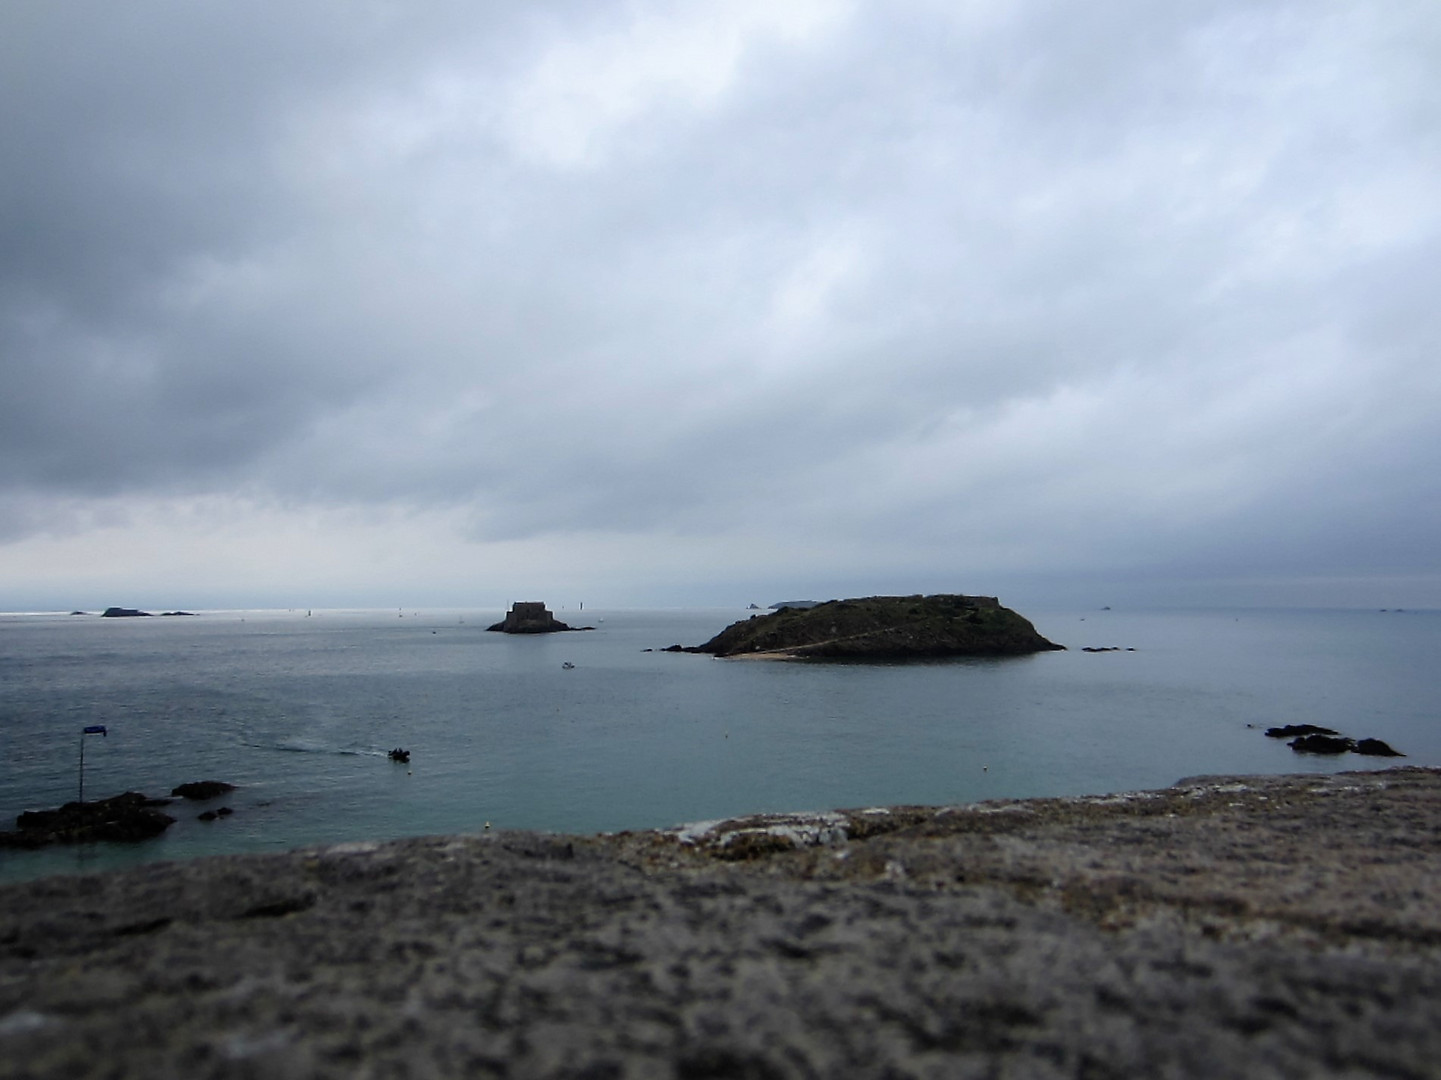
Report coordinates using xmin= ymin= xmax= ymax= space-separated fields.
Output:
xmin=2 ymin=605 xmax=1437 ymax=884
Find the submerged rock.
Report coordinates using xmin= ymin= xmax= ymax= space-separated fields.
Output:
xmin=171 ymin=781 xmax=237 ymax=800
xmin=682 ymin=594 xmax=1064 ymax=660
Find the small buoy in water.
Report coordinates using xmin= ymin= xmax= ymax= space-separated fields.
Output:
xmin=484 ymin=821 xmax=491 ymax=830
xmin=983 ymin=765 xmax=988 ymax=771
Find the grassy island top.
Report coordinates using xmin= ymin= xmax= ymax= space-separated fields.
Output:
xmin=690 ymin=593 xmax=1064 ymax=659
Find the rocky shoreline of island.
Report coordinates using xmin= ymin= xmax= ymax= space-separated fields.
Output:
xmin=1 ymin=766 xmax=1438 ymax=1077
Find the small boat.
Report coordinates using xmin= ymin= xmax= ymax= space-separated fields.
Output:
xmin=561 ymin=661 xmax=575 ymax=670
xmin=388 ymin=748 xmax=411 ymax=763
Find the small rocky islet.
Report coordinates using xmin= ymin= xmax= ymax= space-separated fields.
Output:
xmin=1264 ymin=723 xmax=1404 ymax=757
xmin=0 ymin=782 xmax=237 ymax=850
xmin=486 ymin=601 xmax=593 ymax=634
xmin=669 ymin=594 xmax=1065 ymax=660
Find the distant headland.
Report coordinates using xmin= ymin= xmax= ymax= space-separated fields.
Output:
xmin=675 ymin=594 xmax=1064 ymax=659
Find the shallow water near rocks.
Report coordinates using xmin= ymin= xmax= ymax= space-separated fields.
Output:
xmin=1 ymin=605 xmax=1437 ymax=883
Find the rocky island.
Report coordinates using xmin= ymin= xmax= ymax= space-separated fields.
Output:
xmin=682 ymin=593 xmax=1064 ymax=659
xmin=486 ymin=602 xmax=591 ymax=634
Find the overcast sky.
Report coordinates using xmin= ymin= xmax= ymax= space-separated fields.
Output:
xmin=2 ymin=1 xmax=1439 ymax=612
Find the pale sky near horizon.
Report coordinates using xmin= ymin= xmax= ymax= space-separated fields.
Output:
xmin=2 ymin=1 xmax=1439 ymax=612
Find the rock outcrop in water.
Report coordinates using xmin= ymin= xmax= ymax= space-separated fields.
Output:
xmin=0 ymin=793 xmax=176 ymax=849
xmin=685 ymin=594 xmax=1064 ymax=659
xmin=1263 ymin=725 xmax=1404 ymax=757
xmin=99 ymin=607 xmax=151 ymax=618
xmin=2 ymin=783 xmax=240 ymax=849
xmin=486 ymin=602 xmax=591 ymax=634
xmin=171 ymin=781 xmax=237 ymax=801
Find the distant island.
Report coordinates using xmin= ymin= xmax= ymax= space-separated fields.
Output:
xmin=678 ymin=594 xmax=1064 ymax=660
xmin=98 ymin=607 xmax=197 ymax=618
xmin=487 ymin=602 xmax=593 ymax=634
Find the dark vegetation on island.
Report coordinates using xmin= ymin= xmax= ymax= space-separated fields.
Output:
xmin=0 ymin=782 xmax=237 ymax=849
xmin=486 ymin=601 xmax=593 ymax=634
xmin=673 ymin=594 xmax=1064 ymax=660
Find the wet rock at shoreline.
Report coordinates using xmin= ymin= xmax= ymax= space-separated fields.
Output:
xmin=0 ymin=793 xmax=175 ymax=849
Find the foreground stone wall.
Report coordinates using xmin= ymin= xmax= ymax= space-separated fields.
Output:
xmin=1 ymin=768 xmax=1438 ymax=1078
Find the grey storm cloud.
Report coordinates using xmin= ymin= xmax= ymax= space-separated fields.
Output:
xmin=2 ymin=0 xmax=1439 ymax=605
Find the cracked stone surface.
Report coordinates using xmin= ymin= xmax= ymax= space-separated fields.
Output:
xmin=1 ymin=767 xmax=1438 ymax=1078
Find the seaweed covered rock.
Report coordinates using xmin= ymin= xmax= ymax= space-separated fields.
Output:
xmin=686 ymin=594 xmax=1064 ymax=660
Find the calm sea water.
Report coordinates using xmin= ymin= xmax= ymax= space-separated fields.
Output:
xmin=2 ymin=605 xmax=1437 ymax=883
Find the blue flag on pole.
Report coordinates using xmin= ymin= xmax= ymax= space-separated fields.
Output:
xmin=83 ymin=725 xmax=107 ymax=736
